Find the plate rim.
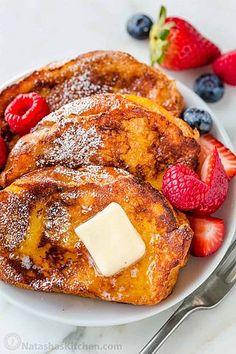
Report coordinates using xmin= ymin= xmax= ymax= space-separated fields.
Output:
xmin=0 ymin=74 xmax=235 ymax=327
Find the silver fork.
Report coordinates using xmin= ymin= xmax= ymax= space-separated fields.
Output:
xmin=140 ymin=235 xmax=236 ymax=354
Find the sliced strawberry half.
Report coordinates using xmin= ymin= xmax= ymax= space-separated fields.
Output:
xmin=200 ymin=134 xmax=236 ymax=179
xmin=188 ymin=215 xmax=225 ymax=257
xmin=195 ymin=148 xmax=229 ymax=215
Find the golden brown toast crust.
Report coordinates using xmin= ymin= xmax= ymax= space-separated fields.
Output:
xmin=0 ymin=51 xmax=184 ymax=146
xmin=0 ymin=165 xmax=193 ymax=305
xmin=0 ymin=94 xmax=199 ymax=188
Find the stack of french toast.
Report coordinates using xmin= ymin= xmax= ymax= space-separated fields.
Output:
xmin=0 ymin=51 xmax=201 ymax=305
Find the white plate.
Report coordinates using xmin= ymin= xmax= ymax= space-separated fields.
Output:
xmin=0 ymin=76 xmax=235 ymax=327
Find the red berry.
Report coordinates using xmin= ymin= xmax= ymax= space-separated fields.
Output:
xmin=200 ymin=133 xmax=236 ymax=179
xmin=162 ymin=164 xmax=208 ymax=210
xmin=188 ymin=215 xmax=225 ymax=257
xmin=0 ymin=136 xmax=7 ymax=169
xmin=213 ymin=50 xmax=236 ymax=86
xmin=4 ymin=92 xmax=50 ymax=136
xmin=195 ymin=149 xmax=229 ymax=215
xmin=163 ymin=148 xmax=229 ymax=215
xmin=150 ymin=6 xmax=221 ymax=70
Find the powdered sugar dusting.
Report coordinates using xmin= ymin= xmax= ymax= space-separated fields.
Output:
xmin=46 ymin=69 xmax=111 ymax=111
xmin=53 ymin=165 xmax=129 ymax=186
xmin=0 ymin=193 xmax=31 ymax=251
xmin=101 ymin=290 xmax=111 ymax=300
xmin=31 ymin=274 xmax=64 ymax=291
xmin=150 ymin=233 xmax=161 ymax=245
xmin=0 ymin=256 xmax=24 ymax=283
xmin=44 ymin=201 xmax=71 ymax=243
xmin=21 ymin=255 xmax=32 ymax=270
xmin=81 ymin=205 xmax=93 ymax=214
xmin=37 ymin=125 xmax=103 ymax=169
xmin=61 ymin=190 xmax=81 ymax=203
xmin=43 ymin=98 xmax=96 ymax=123
xmin=130 ymin=267 xmax=139 ymax=278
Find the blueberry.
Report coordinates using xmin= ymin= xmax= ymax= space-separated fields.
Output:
xmin=194 ymin=73 xmax=224 ymax=103
xmin=127 ymin=14 xmax=153 ymax=40
xmin=182 ymin=108 xmax=213 ymax=134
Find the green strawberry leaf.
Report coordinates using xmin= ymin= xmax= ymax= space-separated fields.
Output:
xmin=159 ymin=6 xmax=167 ymax=26
xmin=149 ymin=6 xmax=175 ymax=67
xmin=159 ymin=28 xmax=170 ymax=40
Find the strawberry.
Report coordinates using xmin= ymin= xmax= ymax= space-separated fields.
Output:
xmin=200 ymin=134 xmax=236 ymax=179
xmin=0 ymin=136 xmax=7 ymax=169
xmin=188 ymin=215 xmax=225 ymax=257
xmin=162 ymin=164 xmax=208 ymax=210
xmin=162 ymin=149 xmax=228 ymax=214
xmin=213 ymin=50 xmax=236 ymax=86
xmin=4 ymin=92 xmax=50 ymax=136
xmin=195 ymin=148 xmax=229 ymax=215
xmin=150 ymin=6 xmax=221 ymax=70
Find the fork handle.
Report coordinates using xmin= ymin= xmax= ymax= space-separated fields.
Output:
xmin=139 ymin=300 xmax=201 ymax=354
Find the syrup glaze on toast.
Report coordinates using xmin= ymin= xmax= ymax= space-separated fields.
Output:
xmin=0 ymin=165 xmax=193 ymax=305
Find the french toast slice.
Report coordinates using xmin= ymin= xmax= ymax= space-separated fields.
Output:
xmin=0 ymin=94 xmax=199 ymax=188
xmin=0 ymin=165 xmax=193 ymax=305
xmin=0 ymin=50 xmax=184 ymax=147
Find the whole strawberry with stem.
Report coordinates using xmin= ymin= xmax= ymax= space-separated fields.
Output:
xmin=150 ymin=6 xmax=221 ymax=70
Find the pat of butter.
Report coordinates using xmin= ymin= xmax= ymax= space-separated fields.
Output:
xmin=75 ymin=202 xmax=146 ymax=277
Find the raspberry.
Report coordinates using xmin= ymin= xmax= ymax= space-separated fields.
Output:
xmin=162 ymin=164 xmax=208 ymax=210
xmin=4 ymin=92 xmax=50 ymax=136
xmin=0 ymin=136 xmax=7 ymax=169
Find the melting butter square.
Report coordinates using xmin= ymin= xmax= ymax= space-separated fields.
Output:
xmin=75 ymin=202 xmax=146 ymax=277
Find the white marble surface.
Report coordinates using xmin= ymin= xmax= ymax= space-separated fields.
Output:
xmin=0 ymin=0 xmax=236 ymax=353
